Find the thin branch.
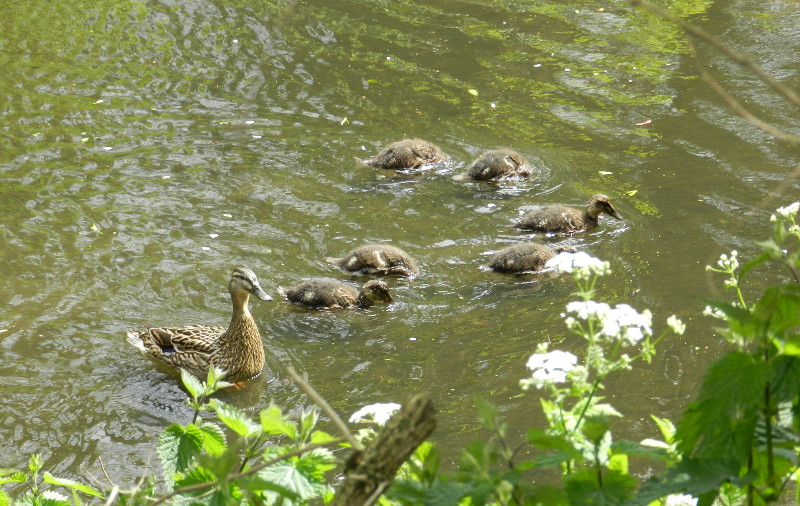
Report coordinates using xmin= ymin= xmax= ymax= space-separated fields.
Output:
xmin=286 ymin=366 xmax=361 ymax=450
xmin=150 ymin=439 xmax=342 ymax=506
xmin=98 ymin=456 xmax=115 ymax=488
xmin=627 ymin=0 xmax=800 ymax=109
xmin=686 ymin=40 xmax=800 ymax=144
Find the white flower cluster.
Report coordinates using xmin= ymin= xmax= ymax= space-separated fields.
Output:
xmin=566 ymin=301 xmax=653 ymax=346
xmin=520 ymin=349 xmax=578 ymax=390
xmin=349 ymin=402 xmax=401 ymax=426
xmin=665 ymin=494 xmax=698 ymax=506
xmin=545 ymin=252 xmax=610 ymax=279
xmin=772 ymin=202 xmax=800 ymax=220
xmin=711 ymin=250 xmax=739 ymax=272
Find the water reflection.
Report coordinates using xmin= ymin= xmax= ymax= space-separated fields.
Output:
xmin=0 ymin=0 xmax=798 ymax=488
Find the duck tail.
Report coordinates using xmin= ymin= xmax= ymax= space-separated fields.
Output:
xmin=126 ymin=329 xmax=146 ymax=351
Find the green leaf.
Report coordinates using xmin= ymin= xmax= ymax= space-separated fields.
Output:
xmin=581 ymin=415 xmax=611 ymax=444
xmin=474 ymin=395 xmax=499 ymax=432
xmin=565 ymin=468 xmax=635 ymax=505
xmin=0 ymin=470 xmax=26 ymax=484
xmin=631 ymin=457 xmax=743 ymax=506
xmin=738 ymin=250 xmax=775 ymax=281
xmin=754 ymin=284 xmax=800 ymax=339
xmin=199 ymin=423 xmax=227 ymax=456
xmin=259 ymin=404 xmax=298 ymax=440
xmin=158 ymin=424 xmax=204 ymax=485
xmin=611 ymin=440 xmax=668 ymax=461
xmin=650 ymin=414 xmax=676 ymax=443
xmin=28 ymin=454 xmax=43 ymax=473
xmin=210 ymin=399 xmax=261 ymax=438
xmin=676 ymin=350 xmax=769 ymax=458
xmin=42 ymin=473 xmax=104 ymax=498
xmin=300 ymin=408 xmax=319 ymax=441
xmin=0 ymin=489 xmax=9 ymax=506
xmin=180 ymin=369 xmax=204 ymax=399
xmin=256 ymin=463 xmax=317 ymax=501
xmin=309 ymin=430 xmax=338 ymax=445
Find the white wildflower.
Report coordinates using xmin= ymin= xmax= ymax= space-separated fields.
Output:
xmin=566 ymin=300 xmax=611 ymax=320
xmin=520 ymin=350 xmax=578 ymax=390
xmin=776 ymin=202 xmax=800 ymax=219
xmin=665 ymin=494 xmax=698 ymax=506
xmin=600 ymin=304 xmax=652 ymax=346
xmin=546 ymin=252 xmax=610 ymax=278
xmin=349 ymin=402 xmax=401 ymax=426
xmin=667 ymin=315 xmax=685 ymax=335
xmin=703 ymin=305 xmax=726 ymax=319
xmin=715 ymin=250 xmax=739 ymax=271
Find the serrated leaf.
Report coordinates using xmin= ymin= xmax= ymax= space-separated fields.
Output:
xmin=566 ymin=468 xmax=635 ymax=505
xmin=309 ymin=430 xmax=337 ymax=445
xmin=180 ymin=369 xmax=204 ymax=398
xmin=260 ymin=405 xmax=298 ymax=440
xmin=210 ymin=399 xmax=261 ymax=438
xmin=158 ymin=424 xmax=204 ymax=485
xmin=257 ymin=463 xmax=317 ymax=501
xmin=43 ymin=473 xmax=104 ymax=498
xmin=650 ymin=414 xmax=676 ymax=443
xmin=199 ymin=423 xmax=227 ymax=456
xmin=300 ymin=408 xmax=319 ymax=441
xmin=474 ymin=395 xmax=498 ymax=432
xmin=28 ymin=454 xmax=43 ymax=473
xmin=40 ymin=489 xmax=71 ymax=504
xmin=0 ymin=470 xmax=26 ymax=484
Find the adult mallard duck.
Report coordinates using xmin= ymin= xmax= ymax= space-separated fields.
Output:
xmin=487 ymin=243 xmax=572 ymax=274
xmin=282 ymin=278 xmax=392 ymax=309
xmin=458 ymin=148 xmax=530 ymax=181
xmin=325 ymin=244 xmax=419 ymax=278
xmin=363 ymin=138 xmax=446 ymax=170
xmin=127 ymin=267 xmax=271 ymax=383
xmin=515 ymin=194 xmax=622 ymax=234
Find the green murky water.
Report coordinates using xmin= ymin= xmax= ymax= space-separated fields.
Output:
xmin=1 ymin=0 xmax=799 ymax=484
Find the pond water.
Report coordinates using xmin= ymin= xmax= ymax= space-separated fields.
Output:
xmin=1 ymin=0 xmax=799 ymax=488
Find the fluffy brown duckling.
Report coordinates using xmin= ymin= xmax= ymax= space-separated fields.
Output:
xmin=460 ymin=148 xmax=530 ymax=181
xmin=127 ymin=267 xmax=271 ymax=383
xmin=515 ymin=194 xmax=622 ymax=234
xmin=487 ymin=243 xmax=571 ymax=274
xmin=282 ymin=278 xmax=392 ymax=309
xmin=363 ymin=138 xmax=446 ymax=170
xmin=326 ymin=244 xmax=419 ymax=278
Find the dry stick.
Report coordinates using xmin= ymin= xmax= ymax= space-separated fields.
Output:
xmin=628 ymin=0 xmax=800 ymax=109
xmin=150 ymin=439 xmax=342 ymax=506
xmin=286 ymin=366 xmax=362 ymax=451
xmin=685 ymin=39 xmax=800 ymax=145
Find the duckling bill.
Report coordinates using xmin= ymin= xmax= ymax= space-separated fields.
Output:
xmin=282 ymin=278 xmax=392 ymax=309
xmin=127 ymin=267 xmax=271 ymax=383
xmin=363 ymin=138 xmax=446 ymax=170
xmin=515 ymin=194 xmax=621 ymax=234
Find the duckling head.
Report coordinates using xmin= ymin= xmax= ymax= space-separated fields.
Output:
xmin=358 ymin=279 xmax=393 ymax=307
xmin=587 ymin=194 xmax=622 ymax=221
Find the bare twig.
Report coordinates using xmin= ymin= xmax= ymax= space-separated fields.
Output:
xmin=286 ymin=366 xmax=361 ymax=450
xmin=98 ymin=457 xmax=115 ymax=488
xmin=685 ymin=39 xmax=800 ymax=144
xmin=627 ymin=0 xmax=800 ymax=109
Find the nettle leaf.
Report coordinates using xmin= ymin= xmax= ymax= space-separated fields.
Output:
xmin=474 ymin=395 xmax=499 ymax=432
xmin=650 ymin=414 xmax=676 ymax=443
xmin=631 ymin=457 xmax=743 ymax=506
xmin=199 ymin=422 xmax=227 ymax=456
xmin=0 ymin=469 xmax=26 ymax=484
xmin=260 ymin=405 xmax=298 ymax=440
xmin=256 ymin=462 xmax=317 ymax=501
xmin=210 ymin=399 xmax=261 ymax=438
xmin=309 ymin=430 xmax=337 ymax=445
xmin=611 ymin=440 xmax=668 ymax=461
xmin=300 ymin=408 xmax=319 ymax=441
xmin=565 ymin=468 xmax=635 ymax=505
xmin=158 ymin=424 xmax=204 ymax=484
xmin=676 ymin=351 xmax=768 ymax=458
xmin=771 ymin=355 xmax=800 ymax=402
xmin=42 ymin=473 xmax=104 ymax=498
xmin=180 ymin=369 xmax=204 ymax=399
xmin=173 ymin=466 xmax=216 ymax=489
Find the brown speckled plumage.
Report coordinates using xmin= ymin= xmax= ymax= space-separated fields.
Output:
xmin=363 ymin=138 xmax=446 ymax=170
xmin=515 ymin=194 xmax=621 ymax=234
xmin=282 ymin=278 xmax=392 ymax=309
xmin=463 ymin=149 xmax=530 ymax=181
xmin=488 ymin=243 xmax=569 ymax=274
xmin=326 ymin=244 xmax=419 ymax=278
xmin=127 ymin=267 xmax=271 ymax=383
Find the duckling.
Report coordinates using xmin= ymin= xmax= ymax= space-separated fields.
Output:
xmin=282 ymin=278 xmax=392 ymax=309
xmin=363 ymin=138 xmax=446 ymax=170
xmin=487 ymin=243 xmax=571 ymax=274
xmin=461 ymin=148 xmax=530 ymax=181
xmin=515 ymin=194 xmax=621 ymax=234
xmin=326 ymin=244 xmax=419 ymax=278
xmin=127 ymin=267 xmax=271 ymax=383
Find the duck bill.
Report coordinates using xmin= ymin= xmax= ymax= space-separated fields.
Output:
xmin=253 ymin=285 xmax=272 ymax=301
